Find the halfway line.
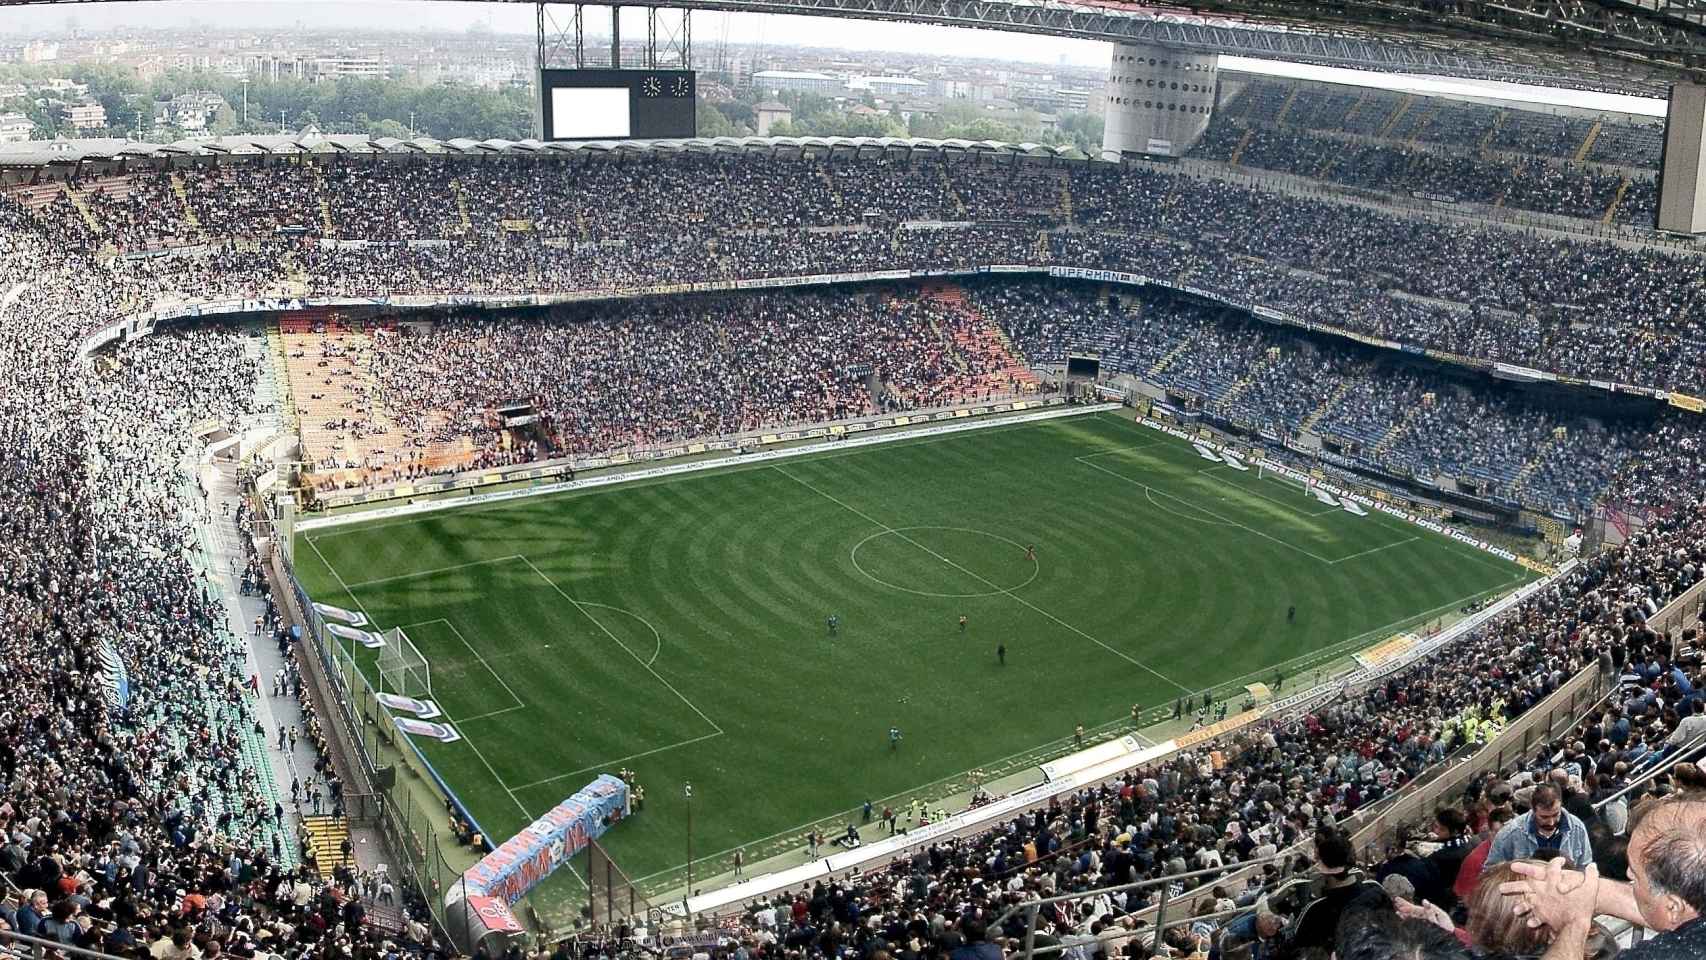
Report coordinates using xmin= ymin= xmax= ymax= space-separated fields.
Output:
xmin=769 ymin=464 xmax=1192 ymax=695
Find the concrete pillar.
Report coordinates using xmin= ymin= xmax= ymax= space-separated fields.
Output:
xmin=1101 ymin=42 xmax=1218 ymax=159
xmin=1657 ymin=82 xmax=1706 ymax=234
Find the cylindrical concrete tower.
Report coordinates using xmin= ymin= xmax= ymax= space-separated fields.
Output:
xmin=1101 ymin=43 xmax=1218 ymax=159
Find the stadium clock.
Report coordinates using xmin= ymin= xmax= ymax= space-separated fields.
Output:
xmin=671 ymin=75 xmax=691 ymax=98
xmin=642 ymin=75 xmax=663 ymax=98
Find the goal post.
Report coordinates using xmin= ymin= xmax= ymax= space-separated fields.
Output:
xmin=378 ymin=626 xmax=432 ymax=699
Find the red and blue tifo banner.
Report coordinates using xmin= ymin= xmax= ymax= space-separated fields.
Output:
xmin=459 ymin=774 xmax=629 ymax=904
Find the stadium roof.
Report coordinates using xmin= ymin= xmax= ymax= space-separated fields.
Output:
xmin=0 ymin=132 xmax=1100 ymax=168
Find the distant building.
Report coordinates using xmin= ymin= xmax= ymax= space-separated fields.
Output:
xmin=153 ymin=90 xmax=230 ymax=132
xmin=1053 ymin=88 xmax=1091 ymax=113
xmin=61 ymin=101 xmax=106 ymax=131
xmin=854 ymin=75 xmax=928 ymax=98
xmin=0 ymin=83 xmax=26 ymax=102
xmin=308 ymin=57 xmax=384 ymax=83
xmin=131 ymin=57 xmax=166 ymax=82
xmin=21 ymin=40 xmax=59 ymax=64
xmin=896 ymin=101 xmax=939 ymax=126
xmin=752 ymin=70 xmax=839 ymax=95
xmin=754 ymin=100 xmax=791 ymax=136
xmin=0 ymin=112 xmax=34 ymax=143
xmin=39 ymin=78 xmax=89 ymax=98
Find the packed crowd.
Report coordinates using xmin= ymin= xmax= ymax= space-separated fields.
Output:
xmin=363 ymin=289 xmax=1030 ymax=459
xmin=976 ymin=279 xmax=1688 ymax=519
xmin=0 ymin=191 xmax=443 ymax=959
xmin=7 ymin=138 xmax=1706 ymax=960
xmin=688 ymin=496 xmax=1706 ymax=960
xmin=17 ymin=152 xmax=1706 ymax=398
xmin=1191 ymin=121 xmax=1658 ymax=226
xmin=1223 ymin=76 xmax=1665 ymax=169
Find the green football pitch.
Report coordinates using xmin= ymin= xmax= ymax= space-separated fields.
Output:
xmin=293 ymin=410 xmax=1532 ymax=902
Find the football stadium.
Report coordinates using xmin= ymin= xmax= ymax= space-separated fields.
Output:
xmin=5 ymin=2 xmax=1706 ymax=960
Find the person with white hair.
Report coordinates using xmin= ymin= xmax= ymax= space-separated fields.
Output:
xmin=1501 ymin=794 xmax=1706 ymax=959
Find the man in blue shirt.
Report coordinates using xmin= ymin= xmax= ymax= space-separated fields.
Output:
xmin=1500 ymin=794 xmax=1706 ymax=960
xmin=1485 ymin=784 xmax=1593 ymax=869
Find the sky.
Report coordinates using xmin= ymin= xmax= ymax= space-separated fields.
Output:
xmin=0 ymin=0 xmax=1113 ymax=66
xmin=0 ymin=0 xmax=1672 ymax=116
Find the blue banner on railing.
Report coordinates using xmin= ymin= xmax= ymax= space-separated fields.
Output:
xmin=458 ymin=774 xmax=629 ymax=904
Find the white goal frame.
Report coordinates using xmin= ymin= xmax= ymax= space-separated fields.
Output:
xmin=377 ymin=626 xmax=432 ymax=699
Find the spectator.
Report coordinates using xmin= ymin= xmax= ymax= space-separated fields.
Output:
xmin=1287 ymin=831 xmax=1389 ymax=952
xmin=1500 ymin=794 xmax=1706 ymax=959
xmin=1486 ymin=785 xmax=1594 ymax=870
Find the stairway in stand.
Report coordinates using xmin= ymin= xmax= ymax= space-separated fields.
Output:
xmin=299 ymin=814 xmax=353 ymax=878
xmin=1228 ymin=129 xmax=1254 ymax=167
xmin=452 ymin=179 xmax=472 ymax=234
xmin=1300 ymin=379 xmax=1354 ymax=434
xmin=1374 ymin=403 xmax=1425 ymax=456
xmin=1148 ymin=338 xmax=1195 ymax=378
xmin=1603 ymin=177 xmax=1631 ymax=225
xmin=1575 ymin=120 xmax=1603 ymax=163
xmin=1510 ymin=436 xmax=1558 ymax=499
xmin=919 ymin=284 xmax=1041 ymax=401
xmin=169 ymin=172 xmax=202 ymax=229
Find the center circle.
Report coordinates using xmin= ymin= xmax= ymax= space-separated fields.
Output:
xmin=849 ymin=526 xmax=1041 ymax=598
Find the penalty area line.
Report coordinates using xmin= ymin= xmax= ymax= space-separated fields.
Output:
xmin=300 ymin=538 xmax=536 ymax=824
xmin=510 ymin=731 xmax=726 ymax=793
xmin=337 ymin=554 xmax=528 ymax=591
xmin=518 ymin=555 xmax=724 ymax=736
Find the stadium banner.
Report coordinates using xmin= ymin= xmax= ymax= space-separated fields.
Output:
xmin=394 ymin=717 xmax=461 ymax=743
xmin=456 ymin=774 xmax=629 ymax=906
xmin=312 ymin=602 xmax=367 ymax=627
xmin=100 ymin=639 xmax=130 ymax=714
xmin=1143 ymin=415 xmax=1534 ymax=568
xmin=1668 ymin=392 xmax=1706 ymax=413
xmin=1354 ymin=634 xmax=1419 ymax=671
xmin=1174 ymin=710 xmax=1261 ymax=750
xmin=1410 ymin=190 xmax=1459 ymax=205
xmin=463 ymin=895 xmax=524 ymax=935
xmin=326 ymin=623 xmax=387 ymax=649
xmin=376 ymin=692 xmax=442 ymax=719
xmin=1492 ymin=362 xmax=1554 ymax=383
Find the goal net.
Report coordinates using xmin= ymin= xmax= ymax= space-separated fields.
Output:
xmin=378 ymin=626 xmax=432 ymax=699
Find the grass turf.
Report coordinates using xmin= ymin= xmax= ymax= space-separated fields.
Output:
xmin=293 ymin=410 xmax=1533 ymax=907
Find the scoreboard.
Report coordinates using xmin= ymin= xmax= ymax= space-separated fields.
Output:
xmin=541 ymin=69 xmax=697 ymax=141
